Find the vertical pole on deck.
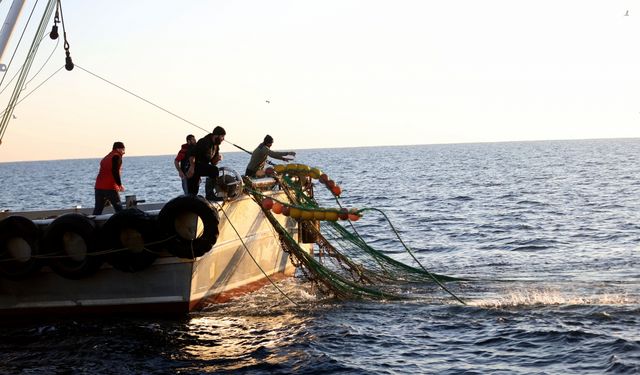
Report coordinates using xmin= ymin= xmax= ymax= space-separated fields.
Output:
xmin=0 ymin=0 xmax=28 ymax=72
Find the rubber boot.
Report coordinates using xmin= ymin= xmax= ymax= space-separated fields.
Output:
xmin=205 ymin=177 xmax=216 ymax=201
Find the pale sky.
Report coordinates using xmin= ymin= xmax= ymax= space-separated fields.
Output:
xmin=0 ymin=0 xmax=638 ymax=162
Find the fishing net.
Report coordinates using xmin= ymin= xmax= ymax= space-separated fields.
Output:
xmin=244 ymin=164 xmax=466 ymax=304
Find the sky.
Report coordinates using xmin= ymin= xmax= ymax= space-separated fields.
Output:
xmin=0 ymin=0 xmax=638 ymax=162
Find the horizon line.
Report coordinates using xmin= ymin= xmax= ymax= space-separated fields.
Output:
xmin=1 ymin=136 xmax=639 ymax=164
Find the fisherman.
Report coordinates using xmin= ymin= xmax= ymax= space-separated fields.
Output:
xmin=174 ymin=134 xmax=197 ymax=194
xmin=185 ymin=126 xmax=225 ymax=200
xmin=245 ymin=135 xmax=296 ymax=177
xmin=93 ymin=141 xmax=126 ymax=215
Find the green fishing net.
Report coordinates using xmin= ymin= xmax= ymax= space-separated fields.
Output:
xmin=244 ymin=164 xmax=466 ymax=304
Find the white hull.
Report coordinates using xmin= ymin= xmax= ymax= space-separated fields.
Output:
xmin=0 ymin=191 xmax=309 ymax=316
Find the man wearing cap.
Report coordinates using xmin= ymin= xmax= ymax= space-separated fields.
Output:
xmin=245 ymin=134 xmax=296 ymax=178
xmin=185 ymin=126 xmax=226 ymax=199
xmin=93 ymin=141 xmax=126 ymax=215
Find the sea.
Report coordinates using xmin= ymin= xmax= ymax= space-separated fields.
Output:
xmin=0 ymin=138 xmax=638 ymax=374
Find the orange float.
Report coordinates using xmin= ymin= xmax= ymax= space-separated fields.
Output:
xmin=348 ymin=209 xmax=361 ymax=221
xmin=331 ymin=185 xmax=342 ymax=196
xmin=271 ymin=201 xmax=283 ymax=214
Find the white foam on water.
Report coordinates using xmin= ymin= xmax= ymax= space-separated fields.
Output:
xmin=295 ymin=288 xmax=319 ymax=301
xmin=469 ymin=288 xmax=634 ymax=308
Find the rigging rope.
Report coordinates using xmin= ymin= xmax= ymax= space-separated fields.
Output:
xmin=0 ymin=0 xmax=42 ymax=90
xmin=224 ymin=140 xmax=276 ymax=165
xmin=216 ymin=202 xmax=297 ymax=306
xmin=54 ymin=65 xmax=278 ymax=165
xmin=0 ymin=0 xmax=55 ymax=143
xmin=0 ymin=65 xmax=63 ymax=119
xmin=73 ymin=64 xmax=210 ymax=134
xmin=23 ymin=35 xmax=59 ymax=88
xmin=55 ymin=0 xmax=73 ymax=71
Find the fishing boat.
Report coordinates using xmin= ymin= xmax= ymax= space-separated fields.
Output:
xmin=0 ymin=172 xmax=311 ymax=317
xmin=0 ymin=1 xmax=467 ymax=317
xmin=0 ymin=0 xmax=312 ymax=317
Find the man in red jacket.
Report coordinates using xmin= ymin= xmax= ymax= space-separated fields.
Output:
xmin=174 ymin=134 xmax=196 ymax=194
xmin=93 ymin=141 xmax=126 ymax=215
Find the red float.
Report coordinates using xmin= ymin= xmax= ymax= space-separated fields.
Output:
xmin=261 ymin=198 xmax=274 ymax=210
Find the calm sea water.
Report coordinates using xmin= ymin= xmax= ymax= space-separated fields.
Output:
xmin=0 ymin=139 xmax=639 ymax=374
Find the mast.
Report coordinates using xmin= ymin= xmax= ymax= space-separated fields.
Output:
xmin=0 ymin=0 xmax=28 ymax=72
xmin=0 ymin=0 xmax=57 ymax=145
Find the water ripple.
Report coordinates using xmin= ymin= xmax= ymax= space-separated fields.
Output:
xmin=1 ymin=140 xmax=640 ymax=373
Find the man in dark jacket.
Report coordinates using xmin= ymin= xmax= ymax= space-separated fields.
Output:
xmin=185 ymin=126 xmax=225 ymax=200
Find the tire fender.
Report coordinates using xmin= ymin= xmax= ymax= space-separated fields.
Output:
xmin=0 ymin=216 xmax=42 ymax=279
xmin=158 ymin=195 xmax=219 ymax=259
xmin=43 ymin=214 xmax=102 ymax=279
xmin=101 ymin=208 xmax=159 ymax=272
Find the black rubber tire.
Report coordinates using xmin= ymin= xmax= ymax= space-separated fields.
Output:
xmin=43 ymin=214 xmax=103 ymax=279
xmin=158 ymin=195 xmax=219 ymax=259
xmin=101 ymin=208 xmax=159 ymax=272
xmin=0 ymin=216 xmax=42 ymax=279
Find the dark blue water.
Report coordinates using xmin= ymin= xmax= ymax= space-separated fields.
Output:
xmin=1 ymin=139 xmax=639 ymax=374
